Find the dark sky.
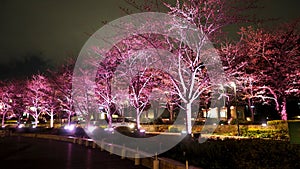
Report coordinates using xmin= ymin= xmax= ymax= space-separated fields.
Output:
xmin=0 ymin=0 xmax=299 ymax=67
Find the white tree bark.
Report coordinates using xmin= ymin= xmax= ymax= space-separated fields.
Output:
xmin=185 ymin=102 xmax=192 ymax=134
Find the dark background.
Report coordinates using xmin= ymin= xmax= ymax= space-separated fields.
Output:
xmin=0 ymin=0 xmax=299 ymax=68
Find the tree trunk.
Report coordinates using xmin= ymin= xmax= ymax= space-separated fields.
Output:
xmin=217 ymin=106 xmax=221 ymax=120
xmin=107 ymin=109 xmax=112 ymax=129
xmin=186 ymin=102 xmax=192 ymax=134
xmin=136 ymin=108 xmax=141 ymax=129
xmin=248 ymin=99 xmax=254 ymax=123
xmin=280 ymin=98 xmax=287 ymax=120
xmin=169 ymin=104 xmax=174 ymax=122
xmin=50 ymin=111 xmax=54 ymax=128
xmin=68 ymin=114 xmax=71 ymax=126
xmin=2 ymin=113 xmax=5 ymax=126
xmin=34 ymin=117 xmax=38 ymax=127
xmin=121 ymin=108 xmax=124 ymax=117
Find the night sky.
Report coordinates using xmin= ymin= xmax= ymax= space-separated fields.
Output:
xmin=0 ymin=0 xmax=299 ymax=68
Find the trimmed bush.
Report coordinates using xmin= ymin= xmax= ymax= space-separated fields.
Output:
xmin=242 ymin=129 xmax=289 ymax=140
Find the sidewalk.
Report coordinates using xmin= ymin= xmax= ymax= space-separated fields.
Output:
xmin=0 ymin=136 xmax=148 ymax=169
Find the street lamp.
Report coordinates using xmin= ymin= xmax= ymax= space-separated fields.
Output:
xmin=230 ymin=82 xmax=240 ymax=136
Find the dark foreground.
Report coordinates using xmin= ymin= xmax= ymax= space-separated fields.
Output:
xmin=0 ymin=136 xmax=148 ymax=169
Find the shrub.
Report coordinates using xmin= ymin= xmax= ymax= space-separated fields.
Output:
xmin=242 ymin=128 xmax=289 ymax=140
xmin=161 ymin=137 xmax=300 ymax=169
xmin=230 ymin=119 xmax=251 ymax=125
xmin=168 ymin=126 xmax=180 ymax=133
xmin=267 ymin=120 xmax=300 ymax=126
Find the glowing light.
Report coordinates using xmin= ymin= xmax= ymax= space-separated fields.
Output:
xmin=100 ymin=113 xmax=106 ymax=120
xmin=112 ymin=114 xmax=119 ymax=118
xmin=64 ymin=124 xmax=75 ymax=131
xmin=262 ymin=123 xmax=267 ymax=127
xmin=227 ymin=120 xmax=231 ymax=124
xmin=129 ymin=123 xmax=135 ymax=129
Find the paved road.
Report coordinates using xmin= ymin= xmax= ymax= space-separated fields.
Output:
xmin=0 ymin=136 xmax=149 ymax=169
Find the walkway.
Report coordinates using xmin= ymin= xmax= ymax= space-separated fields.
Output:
xmin=0 ymin=136 xmax=149 ymax=169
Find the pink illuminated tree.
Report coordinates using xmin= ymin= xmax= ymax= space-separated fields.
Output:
xmin=25 ymin=74 xmax=51 ymax=127
xmin=109 ymin=50 xmax=162 ymax=129
xmin=221 ymin=22 xmax=300 ymax=120
xmin=44 ymin=82 xmax=60 ymax=128
xmin=80 ymin=0 xmax=261 ymax=134
xmin=156 ymin=0 xmax=260 ymax=133
xmin=94 ymin=61 xmax=119 ymax=128
xmin=125 ymin=68 xmax=176 ymax=129
xmin=0 ymin=81 xmax=15 ymax=126
xmin=11 ymin=80 xmax=27 ymax=122
xmin=49 ymin=61 xmax=76 ymax=126
xmin=72 ymin=61 xmax=99 ymax=128
xmin=89 ymin=31 xmax=173 ymax=129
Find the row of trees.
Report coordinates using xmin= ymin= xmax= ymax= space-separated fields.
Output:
xmin=221 ymin=23 xmax=300 ymax=121
xmin=0 ymin=0 xmax=299 ymax=134
xmin=0 ymin=64 xmax=74 ymax=128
